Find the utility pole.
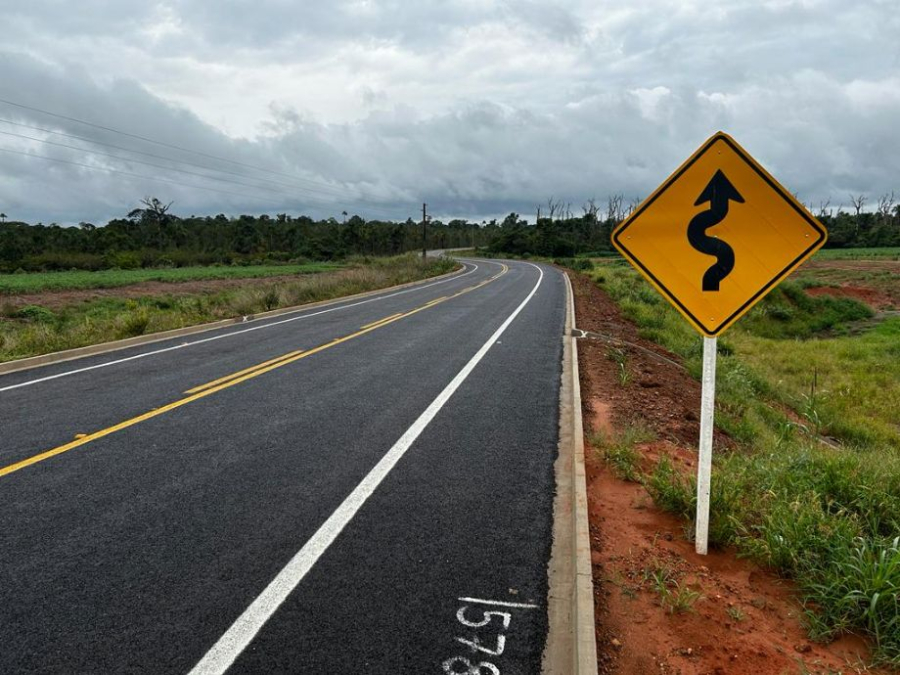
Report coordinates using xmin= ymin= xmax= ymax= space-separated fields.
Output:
xmin=422 ymin=202 xmax=427 ymax=260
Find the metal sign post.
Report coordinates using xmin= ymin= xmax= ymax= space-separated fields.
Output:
xmin=611 ymin=131 xmax=828 ymax=554
xmin=695 ymin=336 xmax=718 ymax=555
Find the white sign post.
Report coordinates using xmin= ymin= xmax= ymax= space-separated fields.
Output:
xmin=695 ymin=336 xmax=718 ymax=555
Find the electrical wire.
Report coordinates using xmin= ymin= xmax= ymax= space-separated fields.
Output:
xmin=0 ymin=129 xmax=290 ymax=195
xmin=0 ymin=128 xmax=406 ymax=220
xmin=1 ymin=142 xmax=414 ymax=219
xmin=0 ymin=97 xmax=400 ymax=205
xmin=0 ymin=116 xmax=373 ymax=202
xmin=0 ymin=146 xmax=269 ymax=202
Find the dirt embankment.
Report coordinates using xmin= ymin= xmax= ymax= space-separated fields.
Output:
xmin=569 ymin=270 xmax=881 ymax=675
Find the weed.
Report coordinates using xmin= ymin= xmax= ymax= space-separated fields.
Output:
xmin=117 ymin=309 xmax=151 ymax=338
xmin=727 ymin=606 xmax=746 ymax=622
xmin=647 ymin=567 xmax=703 ymax=614
xmin=606 ymin=347 xmax=631 ymax=385
xmin=262 ymin=287 xmax=282 ymax=311
xmin=592 ymin=421 xmax=656 ymax=482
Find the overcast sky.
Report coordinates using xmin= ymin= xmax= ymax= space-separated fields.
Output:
xmin=0 ymin=0 xmax=898 ymax=225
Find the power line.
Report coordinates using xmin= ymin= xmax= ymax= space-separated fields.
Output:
xmin=0 ymin=129 xmax=290 ymax=195
xmin=0 ymin=142 xmax=413 ymax=219
xmin=0 ymin=116 xmax=371 ymax=202
xmin=0 ymin=127 xmax=405 ymax=219
xmin=0 ymin=146 xmax=269 ymax=202
xmin=0 ymin=97 xmax=395 ymax=204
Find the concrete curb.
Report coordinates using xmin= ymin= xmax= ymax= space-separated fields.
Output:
xmin=0 ymin=264 xmax=465 ymax=377
xmin=542 ymin=271 xmax=598 ymax=675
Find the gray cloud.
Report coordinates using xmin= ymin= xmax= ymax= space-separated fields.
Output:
xmin=0 ymin=0 xmax=898 ymax=224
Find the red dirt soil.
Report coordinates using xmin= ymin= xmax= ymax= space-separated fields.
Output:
xmin=568 ymin=269 xmax=884 ymax=675
xmin=804 ymin=284 xmax=894 ymax=311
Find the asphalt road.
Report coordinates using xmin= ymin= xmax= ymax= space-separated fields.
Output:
xmin=0 ymin=258 xmax=567 ymax=674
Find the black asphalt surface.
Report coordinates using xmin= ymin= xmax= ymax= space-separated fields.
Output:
xmin=0 ymin=258 xmax=567 ymax=674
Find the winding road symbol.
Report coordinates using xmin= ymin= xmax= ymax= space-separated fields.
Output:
xmin=610 ymin=131 xmax=828 ymax=336
xmin=687 ymin=169 xmax=744 ymax=291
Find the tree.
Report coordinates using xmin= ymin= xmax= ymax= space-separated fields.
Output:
xmin=0 ymin=213 xmax=6 ymax=223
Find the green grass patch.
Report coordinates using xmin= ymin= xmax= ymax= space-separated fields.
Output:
xmin=0 ymin=263 xmax=342 ymax=294
xmin=646 ymin=445 xmax=900 ymax=664
xmin=591 ymin=421 xmax=656 ymax=481
xmin=815 ymin=247 xmax=900 ymax=260
xmin=0 ymin=255 xmax=455 ymax=362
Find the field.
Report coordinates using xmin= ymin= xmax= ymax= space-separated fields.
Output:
xmin=815 ymin=247 xmax=900 ymax=260
xmin=0 ymin=256 xmax=456 ymax=363
xmin=580 ymin=252 xmax=900 ymax=666
xmin=0 ymin=262 xmax=342 ymax=294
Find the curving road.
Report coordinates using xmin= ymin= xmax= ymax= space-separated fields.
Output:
xmin=0 ymin=259 xmax=567 ymax=674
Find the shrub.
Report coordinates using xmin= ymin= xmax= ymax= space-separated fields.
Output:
xmin=13 ymin=305 xmax=57 ymax=322
xmin=117 ymin=309 xmax=151 ymax=338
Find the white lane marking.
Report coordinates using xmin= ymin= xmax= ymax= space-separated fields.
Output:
xmin=457 ymin=597 xmax=540 ymax=609
xmin=0 ymin=262 xmax=486 ymax=393
xmin=188 ymin=262 xmax=544 ymax=675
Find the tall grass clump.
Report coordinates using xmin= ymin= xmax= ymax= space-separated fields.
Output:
xmin=645 ymin=444 xmax=900 ymax=663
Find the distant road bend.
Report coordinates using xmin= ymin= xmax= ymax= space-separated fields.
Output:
xmin=0 ymin=258 xmax=567 ymax=674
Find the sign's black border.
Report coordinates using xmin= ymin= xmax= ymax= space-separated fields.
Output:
xmin=611 ymin=132 xmax=828 ymax=336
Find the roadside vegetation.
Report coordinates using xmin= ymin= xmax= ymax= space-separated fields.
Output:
xmin=0 ymin=255 xmax=456 ymax=363
xmin=581 ymin=258 xmax=900 ymax=666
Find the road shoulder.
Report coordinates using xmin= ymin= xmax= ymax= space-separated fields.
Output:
xmin=542 ymin=270 xmax=599 ymax=675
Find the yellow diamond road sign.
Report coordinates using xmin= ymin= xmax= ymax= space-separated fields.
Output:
xmin=611 ymin=132 xmax=828 ymax=336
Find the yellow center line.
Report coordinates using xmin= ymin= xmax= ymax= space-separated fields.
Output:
xmin=184 ymin=349 xmax=306 ymax=394
xmin=424 ymin=296 xmax=448 ymax=307
xmin=359 ymin=312 xmax=404 ymax=331
xmin=0 ymin=264 xmax=511 ymax=479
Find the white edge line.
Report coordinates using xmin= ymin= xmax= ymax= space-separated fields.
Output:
xmin=187 ymin=261 xmax=544 ymax=675
xmin=457 ymin=597 xmax=540 ymax=609
xmin=0 ymin=261 xmax=485 ymax=393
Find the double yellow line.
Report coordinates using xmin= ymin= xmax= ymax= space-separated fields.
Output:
xmin=0 ymin=264 xmax=509 ymax=479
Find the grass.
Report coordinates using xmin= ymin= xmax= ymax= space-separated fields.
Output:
xmin=656 ymin=578 xmax=704 ymax=615
xmin=815 ymin=247 xmax=900 ymax=260
xmin=727 ymin=606 xmax=746 ymax=622
xmin=0 ymin=262 xmax=342 ymax=294
xmin=0 ymin=255 xmax=456 ymax=362
xmin=636 ymin=560 xmax=704 ymax=614
xmin=583 ymin=255 xmax=900 ymax=665
xmin=591 ymin=421 xmax=656 ymax=482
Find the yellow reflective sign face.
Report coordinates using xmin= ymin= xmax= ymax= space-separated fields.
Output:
xmin=611 ymin=132 xmax=827 ymax=336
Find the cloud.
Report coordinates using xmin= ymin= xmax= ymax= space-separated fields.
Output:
xmin=0 ymin=0 xmax=898 ymax=224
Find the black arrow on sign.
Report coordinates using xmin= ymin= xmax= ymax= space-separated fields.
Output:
xmin=687 ymin=169 xmax=744 ymax=291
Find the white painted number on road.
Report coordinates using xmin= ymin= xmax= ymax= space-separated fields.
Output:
xmin=455 ymin=635 xmax=506 ymax=657
xmin=442 ymin=656 xmax=500 ymax=675
xmin=441 ymin=596 xmax=539 ymax=674
xmin=456 ymin=607 xmax=511 ymax=630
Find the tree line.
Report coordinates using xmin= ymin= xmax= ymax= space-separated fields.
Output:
xmin=484 ymin=193 xmax=900 ymax=258
xmin=0 ymin=198 xmax=490 ymax=272
xmin=1 ymin=192 xmax=897 ymax=273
